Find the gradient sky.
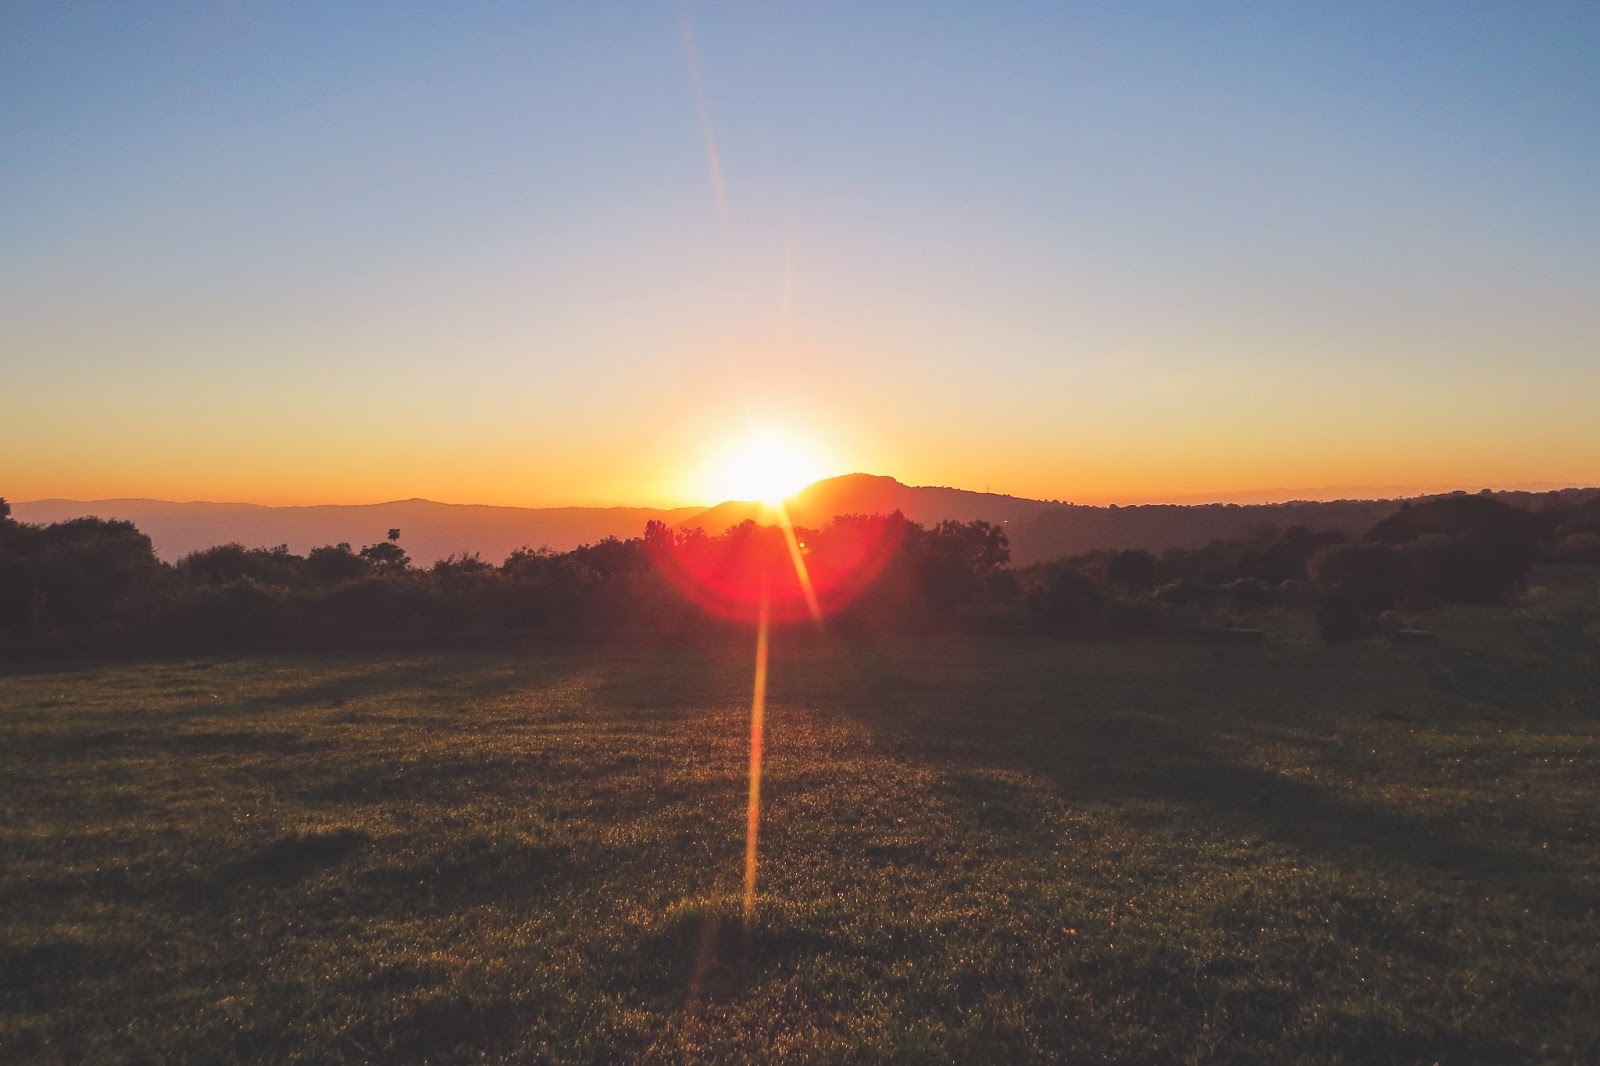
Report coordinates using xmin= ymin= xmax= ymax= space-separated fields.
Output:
xmin=4 ymin=2 xmax=1598 ymax=507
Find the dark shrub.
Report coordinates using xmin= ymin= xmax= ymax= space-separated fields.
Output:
xmin=306 ymin=543 xmax=367 ymax=586
xmin=1242 ymin=526 xmax=1348 ymax=584
xmin=1402 ymin=533 xmax=1525 ymax=606
xmin=15 ymin=517 xmax=165 ymax=631
xmin=568 ymin=537 xmax=647 ymax=577
xmin=178 ymin=543 xmax=303 ymax=588
xmin=160 ymin=579 xmax=295 ymax=647
xmin=1548 ymin=533 xmax=1600 ymax=565
xmin=1026 ymin=567 xmax=1105 ymax=627
xmin=1153 ymin=580 xmax=1215 ymax=608
xmin=1309 ymin=542 xmax=1404 ymax=614
xmin=322 ymin=576 xmax=432 ymax=635
xmin=1370 ymin=494 xmax=1540 ymax=574
xmin=359 ymin=540 xmax=410 ymax=575
xmin=1222 ymin=578 xmax=1275 ymax=610
xmin=1105 ymin=549 xmax=1156 ymax=592
xmin=1315 ymin=593 xmax=1371 ymax=643
xmin=1277 ymin=578 xmax=1313 ymax=606
xmin=909 ymin=520 xmax=1012 ymax=610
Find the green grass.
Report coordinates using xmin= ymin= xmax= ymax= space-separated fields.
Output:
xmin=3 ymin=591 xmax=1599 ymax=1063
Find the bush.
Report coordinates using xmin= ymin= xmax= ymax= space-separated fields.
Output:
xmin=5 ymin=517 xmax=165 ymax=632
xmin=159 ymin=579 xmax=295 ymax=647
xmin=322 ymin=576 xmax=434 ymax=635
xmin=178 ymin=544 xmax=303 ymax=588
xmin=1221 ymin=578 xmax=1275 ymax=610
xmin=306 ymin=543 xmax=367 ymax=586
xmin=1105 ymin=549 xmax=1156 ymax=591
xmin=1153 ymin=580 xmax=1215 ymax=608
xmin=1309 ymin=542 xmax=1404 ymax=614
xmin=1314 ymin=594 xmax=1371 ymax=643
xmin=1548 ymin=533 xmax=1600 ymax=565
xmin=1402 ymin=533 xmax=1525 ymax=606
xmin=1025 ymin=567 xmax=1106 ymax=627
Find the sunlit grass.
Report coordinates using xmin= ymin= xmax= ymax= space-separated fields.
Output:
xmin=2 ymin=597 xmax=1598 ymax=1062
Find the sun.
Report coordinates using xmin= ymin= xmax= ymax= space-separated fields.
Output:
xmin=705 ymin=429 xmax=828 ymax=504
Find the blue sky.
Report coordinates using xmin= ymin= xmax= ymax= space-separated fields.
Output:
xmin=4 ymin=2 xmax=1597 ymax=505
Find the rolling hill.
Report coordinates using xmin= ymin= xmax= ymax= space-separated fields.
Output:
xmin=8 ymin=498 xmax=702 ymax=566
xmin=13 ymin=477 xmax=1597 ymax=567
xmin=677 ymin=474 xmax=1598 ymax=564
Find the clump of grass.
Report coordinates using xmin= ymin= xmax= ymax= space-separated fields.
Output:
xmin=229 ymin=827 xmax=371 ymax=881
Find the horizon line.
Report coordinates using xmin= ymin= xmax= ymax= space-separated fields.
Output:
xmin=11 ymin=474 xmax=1600 ymax=514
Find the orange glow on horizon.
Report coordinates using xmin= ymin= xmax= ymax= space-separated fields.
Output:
xmin=8 ymin=402 xmax=1597 ymax=513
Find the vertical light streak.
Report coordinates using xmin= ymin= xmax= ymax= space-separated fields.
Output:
xmin=742 ymin=586 xmax=770 ymax=934
xmin=678 ymin=9 xmax=727 ymax=223
xmin=772 ymin=499 xmax=823 ymax=623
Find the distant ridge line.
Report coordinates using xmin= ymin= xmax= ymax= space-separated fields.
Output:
xmin=11 ymin=476 xmax=1598 ymax=566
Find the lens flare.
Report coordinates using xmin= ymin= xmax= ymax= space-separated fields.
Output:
xmin=645 ymin=511 xmax=905 ymax=624
xmin=646 ymin=506 xmax=909 ymax=943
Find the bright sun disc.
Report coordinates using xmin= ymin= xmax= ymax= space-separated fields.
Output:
xmin=706 ymin=430 xmax=826 ymax=504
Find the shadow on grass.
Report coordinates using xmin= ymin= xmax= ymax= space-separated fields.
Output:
xmin=353 ymin=831 xmax=574 ymax=909
xmin=627 ymin=894 xmax=873 ymax=1003
xmin=818 ymin=635 xmax=1593 ymax=917
xmin=221 ymin=827 xmax=373 ymax=884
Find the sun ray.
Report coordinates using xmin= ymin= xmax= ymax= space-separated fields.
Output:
xmin=772 ymin=499 xmax=823 ymax=624
xmin=743 ymin=586 xmax=770 ymax=938
xmin=677 ymin=8 xmax=726 ymax=223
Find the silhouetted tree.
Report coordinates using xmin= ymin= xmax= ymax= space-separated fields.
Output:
xmin=432 ymin=552 xmax=492 ymax=576
xmin=1105 ymin=548 xmax=1156 ymax=591
xmin=178 ymin=543 xmax=303 ymax=588
xmin=906 ymin=520 xmax=1011 ymax=610
xmin=162 ymin=578 xmax=293 ymax=647
xmin=501 ymin=546 xmax=555 ymax=580
xmin=1402 ymin=533 xmax=1523 ymax=606
xmin=1370 ymin=495 xmax=1539 ymax=567
xmin=643 ymin=520 xmax=674 ymax=555
xmin=569 ymin=536 xmax=647 ymax=577
xmin=1314 ymin=593 xmax=1370 ymax=644
xmin=359 ymin=540 xmax=410 ymax=575
xmin=306 ymin=543 xmax=367 ymax=586
xmin=6 ymin=517 xmax=163 ymax=632
xmin=1549 ymin=533 xmax=1600 ymax=564
xmin=1309 ymin=542 xmax=1404 ymax=614
xmin=1025 ymin=566 xmax=1105 ymax=627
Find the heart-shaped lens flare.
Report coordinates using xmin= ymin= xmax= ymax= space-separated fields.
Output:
xmin=646 ymin=512 xmax=907 ymax=623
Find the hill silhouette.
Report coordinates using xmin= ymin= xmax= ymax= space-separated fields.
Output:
xmin=684 ymin=474 xmax=1050 ymax=534
xmin=685 ymin=474 xmax=1600 ymax=564
xmin=9 ymin=498 xmax=702 ymax=565
xmin=14 ymin=478 xmax=1598 ymax=566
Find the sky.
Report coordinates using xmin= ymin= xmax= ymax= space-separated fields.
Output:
xmin=3 ymin=2 xmax=1598 ymax=508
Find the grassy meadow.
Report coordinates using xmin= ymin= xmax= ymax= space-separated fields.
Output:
xmin=3 ymin=588 xmax=1599 ymax=1063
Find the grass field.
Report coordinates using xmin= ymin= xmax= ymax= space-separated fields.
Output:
xmin=3 ymin=594 xmax=1599 ymax=1063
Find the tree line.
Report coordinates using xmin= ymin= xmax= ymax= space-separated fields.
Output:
xmin=1 ymin=489 xmax=1596 ymax=655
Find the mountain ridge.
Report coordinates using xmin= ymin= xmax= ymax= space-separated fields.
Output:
xmin=13 ymin=474 xmax=1599 ymax=566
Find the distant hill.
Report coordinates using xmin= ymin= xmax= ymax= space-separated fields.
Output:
xmin=682 ymin=474 xmax=1600 ymax=565
xmin=1006 ymin=486 xmax=1600 ymax=563
xmin=8 ymin=498 xmax=702 ymax=565
xmin=680 ymin=473 xmax=1049 ymax=534
xmin=14 ymin=478 xmax=1598 ymax=567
